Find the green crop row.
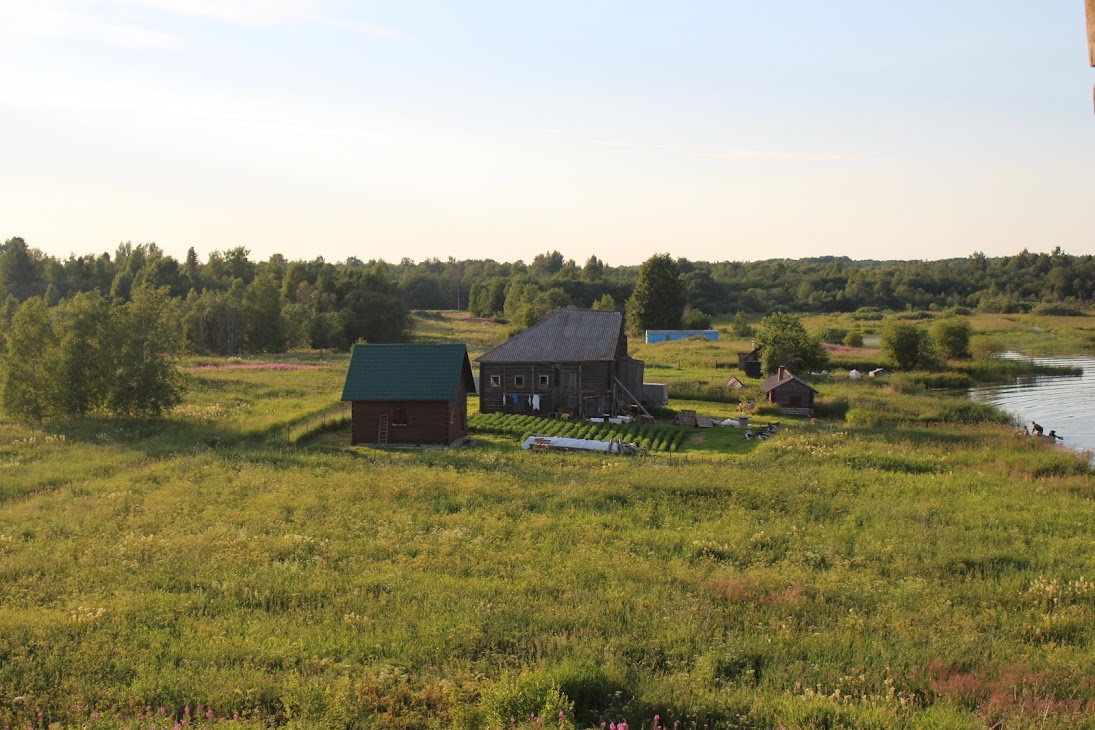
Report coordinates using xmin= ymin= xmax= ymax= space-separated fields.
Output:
xmin=469 ymin=413 xmax=690 ymax=453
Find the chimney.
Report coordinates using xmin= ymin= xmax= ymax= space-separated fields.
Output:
xmin=777 ymin=366 xmax=787 ymax=380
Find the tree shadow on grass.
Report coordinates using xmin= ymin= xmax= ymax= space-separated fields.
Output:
xmin=45 ymin=416 xmax=251 ymax=457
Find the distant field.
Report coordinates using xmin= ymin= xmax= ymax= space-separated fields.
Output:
xmin=0 ymin=316 xmax=1092 ymax=729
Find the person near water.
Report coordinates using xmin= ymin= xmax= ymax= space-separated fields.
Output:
xmin=1031 ymin=421 xmax=1044 ymax=436
xmin=1047 ymin=430 xmax=1063 ymax=441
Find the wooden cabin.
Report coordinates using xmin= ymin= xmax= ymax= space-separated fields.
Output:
xmin=738 ymin=346 xmax=762 ymax=379
xmin=341 ymin=343 xmax=475 ymax=446
xmin=476 ymin=308 xmax=646 ymax=418
xmin=760 ymin=366 xmax=817 ymax=415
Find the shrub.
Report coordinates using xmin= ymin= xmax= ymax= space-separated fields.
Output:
xmin=842 ymin=331 xmax=864 ymax=348
xmin=1031 ymin=303 xmax=1086 ymax=316
xmin=851 ymin=307 xmax=885 ymax=321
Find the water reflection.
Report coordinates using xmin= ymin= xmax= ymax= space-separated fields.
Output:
xmin=967 ymin=353 xmax=1094 ymax=460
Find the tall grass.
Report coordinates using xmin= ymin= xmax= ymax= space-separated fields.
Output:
xmin=0 ymin=337 xmax=1093 ymax=729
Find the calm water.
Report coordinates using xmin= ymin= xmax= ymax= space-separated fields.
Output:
xmin=966 ymin=354 xmax=1095 ymax=460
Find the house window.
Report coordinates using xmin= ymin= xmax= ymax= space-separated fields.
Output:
xmin=391 ymin=407 xmax=408 ymax=426
xmin=538 ymin=374 xmax=550 ymax=387
xmin=514 ymin=375 xmax=525 ymax=387
xmin=489 ymin=375 xmax=500 ymax=387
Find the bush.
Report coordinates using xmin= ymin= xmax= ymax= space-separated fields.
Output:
xmin=843 ymin=331 xmax=864 ymax=348
xmin=931 ymin=318 xmax=972 ymax=360
xmin=1031 ymin=303 xmax=1086 ymax=317
xmin=851 ymin=307 xmax=885 ymax=321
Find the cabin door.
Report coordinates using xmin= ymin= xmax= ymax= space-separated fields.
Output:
xmin=561 ymin=371 xmax=578 ymax=412
xmin=789 ymin=395 xmax=802 ymax=408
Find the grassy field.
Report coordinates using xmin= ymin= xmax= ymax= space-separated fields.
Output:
xmin=0 ymin=313 xmax=1093 ymax=729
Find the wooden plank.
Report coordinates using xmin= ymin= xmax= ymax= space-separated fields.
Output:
xmin=1088 ymin=0 xmax=1095 ymax=66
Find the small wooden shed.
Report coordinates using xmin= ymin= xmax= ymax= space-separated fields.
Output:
xmin=341 ymin=343 xmax=475 ymax=446
xmin=738 ymin=346 xmax=762 ymax=379
xmin=760 ymin=367 xmax=817 ymax=415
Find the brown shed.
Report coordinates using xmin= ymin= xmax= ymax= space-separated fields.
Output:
xmin=476 ymin=308 xmax=646 ymax=419
xmin=738 ymin=346 xmax=762 ymax=379
xmin=341 ymin=343 xmax=475 ymax=446
xmin=760 ymin=366 xmax=818 ymax=415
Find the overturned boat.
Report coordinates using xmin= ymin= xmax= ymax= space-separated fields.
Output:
xmin=521 ymin=435 xmax=642 ymax=455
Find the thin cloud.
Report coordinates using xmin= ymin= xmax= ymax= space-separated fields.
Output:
xmin=112 ymin=0 xmax=407 ymax=38
xmin=98 ymin=23 xmax=186 ymax=48
xmin=324 ymin=17 xmax=408 ymax=40
xmin=111 ymin=0 xmax=322 ymax=27
xmin=690 ymin=149 xmax=885 ymax=162
xmin=0 ymin=2 xmax=81 ymax=46
xmin=590 ymin=139 xmax=681 ymax=153
xmin=586 ymin=136 xmax=882 ymax=163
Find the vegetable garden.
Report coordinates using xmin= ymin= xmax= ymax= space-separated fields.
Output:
xmin=468 ymin=413 xmax=690 ymax=453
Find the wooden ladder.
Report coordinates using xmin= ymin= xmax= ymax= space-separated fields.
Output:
xmin=377 ymin=415 xmax=389 ymax=444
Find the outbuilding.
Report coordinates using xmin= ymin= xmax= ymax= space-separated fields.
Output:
xmin=760 ymin=366 xmax=818 ymax=415
xmin=341 ymin=343 xmax=476 ymax=446
xmin=737 ymin=346 xmax=762 ymax=379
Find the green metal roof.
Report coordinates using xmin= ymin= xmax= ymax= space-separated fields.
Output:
xmin=341 ymin=343 xmax=474 ymax=402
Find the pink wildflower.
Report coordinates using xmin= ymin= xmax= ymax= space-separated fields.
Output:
xmin=205 ymin=710 xmax=213 ymax=720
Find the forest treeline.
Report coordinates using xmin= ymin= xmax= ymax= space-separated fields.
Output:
xmin=1 ymin=237 xmax=1092 ymax=355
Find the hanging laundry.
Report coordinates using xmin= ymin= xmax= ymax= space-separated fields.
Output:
xmin=532 ymin=394 xmax=541 ymax=411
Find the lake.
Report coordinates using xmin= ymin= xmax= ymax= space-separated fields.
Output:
xmin=966 ymin=354 xmax=1095 ymax=461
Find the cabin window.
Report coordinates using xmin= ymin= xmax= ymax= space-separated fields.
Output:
xmin=538 ymin=374 xmax=550 ymax=387
xmin=514 ymin=375 xmax=525 ymax=387
xmin=489 ymin=375 xmax=500 ymax=387
xmin=391 ymin=407 xmax=408 ymax=426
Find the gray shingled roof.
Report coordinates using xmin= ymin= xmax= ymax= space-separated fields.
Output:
xmin=341 ymin=343 xmax=475 ymax=401
xmin=760 ymin=368 xmax=818 ymax=394
xmin=476 ymin=308 xmax=624 ymax=364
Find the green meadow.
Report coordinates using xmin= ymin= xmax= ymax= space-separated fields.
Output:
xmin=0 ymin=312 xmax=1093 ymax=729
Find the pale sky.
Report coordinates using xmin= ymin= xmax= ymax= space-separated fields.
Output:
xmin=2 ymin=1 xmax=1093 ymax=266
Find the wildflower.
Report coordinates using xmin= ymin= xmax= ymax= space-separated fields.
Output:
xmin=205 ymin=710 xmax=213 ymax=720
xmin=654 ymin=715 xmax=660 ymax=730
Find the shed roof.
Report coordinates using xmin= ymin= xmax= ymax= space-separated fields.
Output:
xmin=341 ymin=343 xmax=475 ymax=401
xmin=476 ymin=308 xmax=624 ymax=364
xmin=760 ymin=367 xmax=818 ymax=394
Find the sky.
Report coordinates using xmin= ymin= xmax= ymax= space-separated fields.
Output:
xmin=2 ymin=1 xmax=1094 ymax=267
